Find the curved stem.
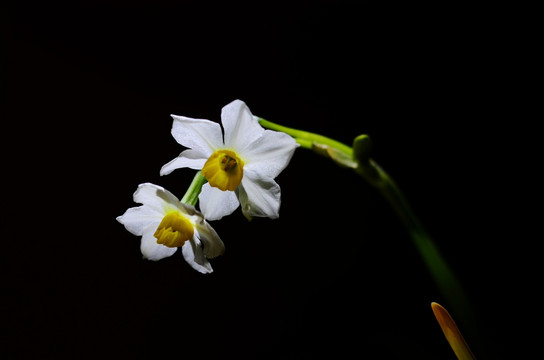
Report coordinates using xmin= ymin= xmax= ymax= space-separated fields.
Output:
xmin=258 ymin=118 xmax=353 ymax=156
xmin=259 ymin=117 xmax=476 ymax=342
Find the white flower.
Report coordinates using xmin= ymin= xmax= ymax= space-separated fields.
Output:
xmin=116 ymin=183 xmax=225 ymax=274
xmin=160 ymin=100 xmax=299 ymax=220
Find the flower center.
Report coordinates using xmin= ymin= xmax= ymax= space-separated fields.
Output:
xmin=154 ymin=211 xmax=194 ymax=248
xmin=202 ymin=150 xmax=244 ymax=191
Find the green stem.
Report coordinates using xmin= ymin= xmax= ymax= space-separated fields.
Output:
xmin=258 ymin=118 xmax=353 ymax=156
xmin=181 ymin=171 xmax=208 ymax=207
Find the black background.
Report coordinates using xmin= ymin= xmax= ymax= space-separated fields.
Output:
xmin=2 ymin=1 xmax=537 ymax=359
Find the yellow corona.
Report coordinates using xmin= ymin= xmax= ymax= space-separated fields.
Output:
xmin=202 ymin=150 xmax=244 ymax=191
xmin=154 ymin=211 xmax=194 ymax=248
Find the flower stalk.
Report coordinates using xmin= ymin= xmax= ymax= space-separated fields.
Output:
xmin=257 ymin=118 xmax=353 ymax=156
xmin=181 ymin=171 xmax=208 ymax=207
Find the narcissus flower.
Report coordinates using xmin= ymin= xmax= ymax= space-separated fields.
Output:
xmin=161 ymin=100 xmax=298 ymax=220
xmin=117 ymin=183 xmax=225 ymax=273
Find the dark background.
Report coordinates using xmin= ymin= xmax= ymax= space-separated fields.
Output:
xmin=2 ymin=1 xmax=536 ymax=359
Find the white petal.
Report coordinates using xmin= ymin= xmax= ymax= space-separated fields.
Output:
xmin=194 ymin=220 xmax=225 ymax=259
xmin=116 ymin=205 xmax=162 ymax=236
xmin=170 ymin=114 xmax=223 ymax=156
xmin=182 ymin=238 xmax=213 ymax=274
xmin=221 ymin=100 xmax=264 ymax=151
xmin=198 ymin=183 xmax=240 ymax=221
xmin=237 ymin=170 xmax=281 ymax=219
xmin=160 ymin=149 xmax=208 ymax=176
xmin=242 ymin=129 xmax=299 ymax=178
xmin=140 ymin=224 xmax=178 ymax=261
xmin=133 ymin=183 xmax=178 ymax=214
